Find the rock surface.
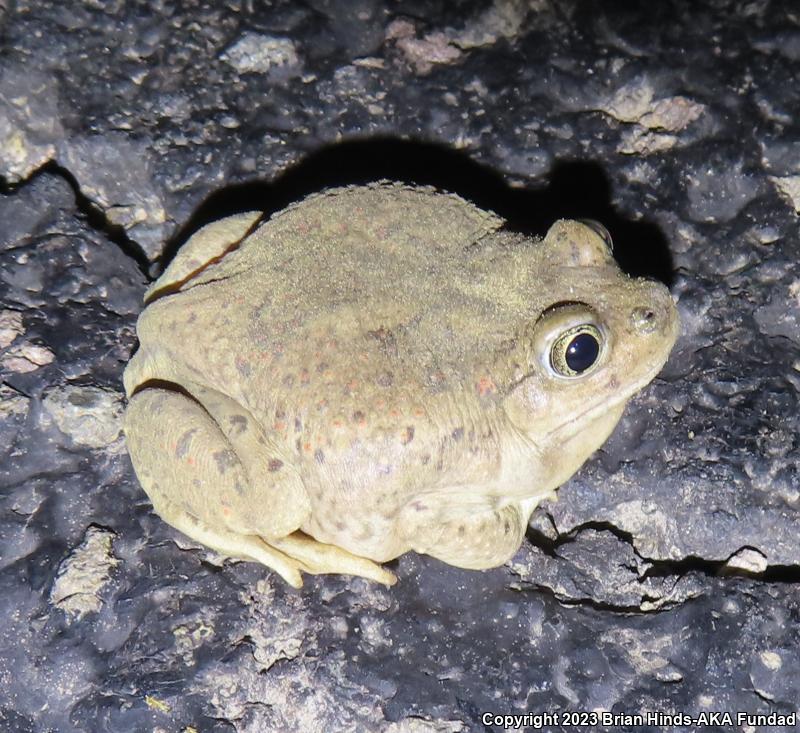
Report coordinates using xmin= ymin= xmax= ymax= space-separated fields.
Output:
xmin=1 ymin=1 xmax=798 ymax=731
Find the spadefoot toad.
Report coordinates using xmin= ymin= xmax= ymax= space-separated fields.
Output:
xmin=123 ymin=183 xmax=678 ymax=587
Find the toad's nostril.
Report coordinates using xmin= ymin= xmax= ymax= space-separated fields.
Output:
xmin=631 ymin=306 xmax=658 ymax=333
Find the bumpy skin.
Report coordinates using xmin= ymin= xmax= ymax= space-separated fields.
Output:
xmin=123 ymin=183 xmax=679 ymax=587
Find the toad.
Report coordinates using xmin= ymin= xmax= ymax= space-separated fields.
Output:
xmin=123 ymin=183 xmax=679 ymax=587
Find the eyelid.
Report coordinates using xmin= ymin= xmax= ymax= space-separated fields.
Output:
xmin=577 ymin=219 xmax=614 ymax=252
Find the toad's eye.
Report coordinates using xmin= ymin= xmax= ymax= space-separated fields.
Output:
xmin=550 ymin=324 xmax=603 ymax=377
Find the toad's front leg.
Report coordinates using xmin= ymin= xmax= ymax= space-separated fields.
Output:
xmin=397 ymin=493 xmax=540 ymax=569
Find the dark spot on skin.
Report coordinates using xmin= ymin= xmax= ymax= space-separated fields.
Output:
xmin=377 ymin=464 xmax=392 ymax=475
xmin=367 ymin=326 xmax=392 ymax=342
xmin=503 ymin=520 xmax=511 ymax=534
xmin=314 ymin=448 xmax=325 ymax=464
xmin=192 ymin=479 xmax=201 ymax=488
xmin=175 ymin=428 xmax=197 ymax=459
xmin=451 ymin=427 xmax=464 ymax=441
xmin=213 ymin=450 xmax=237 ymax=474
xmin=187 ymin=313 xmax=197 ymax=323
xmin=421 ymin=453 xmax=430 ymax=465
xmin=257 ymin=435 xmax=266 ymax=445
xmin=468 ymin=429 xmax=475 ymax=442
xmin=335 ymin=520 xmax=347 ymax=531
xmin=275 ymin=408 xmax=286 ymax=419
xmin=235 ymin=358 xmax=252 ymax=377
xmin=427 ymin=370 xmax=447 ymax=392
xmin=294 ymin=416 xmax=303 ymax=432
xmin=228 ymin=414 xmax=248 ymax=435
xmin=295 ymin=438 xmax=302 ymax=453
xmin=457 ymin=525 xmax=465 ymax=536
xmin=366 ymin=326 xmax=398 ymax=357
xmin=268 ymin=459 xmax=284 ymax=472
xmin=233 ymin=479 xmax=246 ymax=495
xmin=607 ymin=375 xmax=620 ymax=391
xmin=376 ymin=371 xmax=394 ymax=388
xmin=282 ymin=374 xmax=295 ymax=388
xmin=317 ymin=362 xmax=329 ymax=373
xmin=411 ymin=500 xmax=426 ymax=512
xmin=435 ymin=458 xmax=444 ymax=471
xmin=401 ymin=426 xmax=415 ymax=445
xmin=353 ymin=410 xmax=365 ymax=423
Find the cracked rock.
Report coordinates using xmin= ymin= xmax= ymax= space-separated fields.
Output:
xmin=0 ymin=67 xmax=63 ymax=181
xmin=512 ymin=527 xmax=706 ymax=611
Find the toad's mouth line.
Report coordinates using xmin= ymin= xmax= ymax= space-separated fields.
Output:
xmin=549 ymin=366 xmax=665 ymax=437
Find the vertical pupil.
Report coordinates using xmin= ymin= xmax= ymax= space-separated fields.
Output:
xmin=565 ymin=332 xmax=599 ymax=373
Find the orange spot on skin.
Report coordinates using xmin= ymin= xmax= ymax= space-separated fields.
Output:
xmin=388 ymin=408 xmax=400 ymax=417
xmin=347 ymin=379 xmax=359 ymax=391
xmin=273 ymin=421 xmax=286 ymax=431
xmin=413 ymin=407 xmax=425 ymax=417
xmin=332 ymin=419 xmax=343 ymax=428
xmin=477 ymin=376 xmax=497 ymax=396
xmin=222 ymin=507 xmax=232 ymax=517
xmin=303 ymin=442 xmax=313 ymax=453
xmin=187 ymin=457 xmax=195 ymax=466
xmin=300 ymin=369 xmax=310 ymax=384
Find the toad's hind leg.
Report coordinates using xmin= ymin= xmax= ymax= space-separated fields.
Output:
xmin=152 ymin=496 xmax=307 ymax=587
xmin=125 ymin=388 xmax=310 ymax=587
xmin=125 ymin=387 xmax=395 ymax=587
xmin=271 ymin=533 xmax=397 ymax=586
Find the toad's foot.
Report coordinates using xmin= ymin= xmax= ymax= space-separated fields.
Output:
xmin=162 ymin=508 xmax=396 ymax=587
xmin=272 ymin=532 xmax=397 ymax=587
xmin=158 ymin=501 xmax=306 ymax=587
